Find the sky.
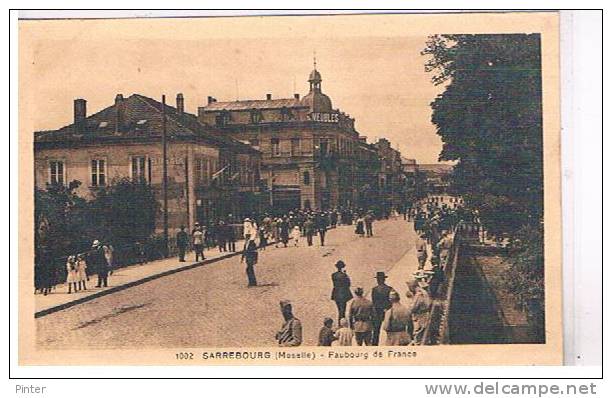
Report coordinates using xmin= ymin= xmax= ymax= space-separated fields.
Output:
xmin=20 ymin=14 xmax=455 ymax=163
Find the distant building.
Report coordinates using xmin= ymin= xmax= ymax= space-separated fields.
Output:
xmin=374 ymin=138 xmax=404 ymax=209
xmin=198 ymin=66 xmax=364 ymax=211
xmin=34 ymin=93 xmax=263 ymax=232
xmin=417 ymin=163 xmax=454 ymax=195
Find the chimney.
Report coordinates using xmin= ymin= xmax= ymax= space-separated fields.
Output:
xmin=294 ymin=93 xmax=300 ymax=100
xmin=115 ymin=94 xmax=125 ymax=132
xmin=73 ymin=98 xmax=86 ymax=130
xmin=266 ymin=93 xmax=272 ymax=100
xmin=208 ymin=96 xmax=214 ymax=105
xmin=176 ymin=93 xmax=184 ymax=115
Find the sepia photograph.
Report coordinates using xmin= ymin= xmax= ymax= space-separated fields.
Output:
xmin=17 ymin=11 xmax=563 ymax=366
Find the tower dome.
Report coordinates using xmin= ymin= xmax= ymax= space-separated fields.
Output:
xmin=301 ymin=66 xmax=332 ymax=112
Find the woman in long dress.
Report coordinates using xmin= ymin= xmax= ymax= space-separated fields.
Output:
xmin=355 ymin=216 xmax=365 ymax=237
xmin=290 ymin=225 xmax=301 ymax=247
xmin=76 ymin=253 xmax=88 ymax=291
xmin=65 ymin=255 xmax=79 ymax=294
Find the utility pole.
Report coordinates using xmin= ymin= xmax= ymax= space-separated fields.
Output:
xmin=162 ymin=95 xmax=169 ymax=257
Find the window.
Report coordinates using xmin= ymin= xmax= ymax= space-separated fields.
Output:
xmin=91 ymin=159 xmax=106 ymax=187
xmin=250 ymin=109 xmax=263 ymax=124
xmin=291 ymin=138 xmax=301 ymax=156
xmin=216 ymin=111 xmax=231 ymax=126
xmin=271 ymin=138 xmax=281 ymax=157
xmin=195 ymin=157 xmax=211 ymax=185
xmin=49 ymin=160 xmax=65 ymax=185
xmin=303 ymin=171 xmax=310 ymax=185
xmin=131 ymin=156 xmax=147 ymax=182
xmin=319 ymin=138 xmax=329 ymax=156
xmin=281 ymin=107 xmax=294 ymax=121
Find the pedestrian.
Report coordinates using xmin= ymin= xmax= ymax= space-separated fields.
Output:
xmin=176 ymin=225 xmax=189 ymax=262
xmin=355 ymin=216 xmax=365 ymax=237
xmin=416 ymin=233 xmax=428 ymax=270
xmin=275 ymin=300 xmax=302 ymax=347
xmin=303 ymin=217 xmax=315 ymax=246
xmin=241 ymin=238 xmax=258 ymax=287
xmin=76 ymin=253 xmax=88 ymax=291
xmin=331 ymin=260 xmax=353 ymax=323
xmin=316 ymin=212 xmax=328 ymax=246
xmin=371 ymin=271 xmax=394 ymax=346
xmin=91 ymin=240 xmax=109 ymax=288
xmin=102 ymin=242 xmax=115 ymax=275
xmin=258 ymin=225 xmax=268 ymax=250
xmin=291 ymin=225 xmax=301 ymax=247
xmin=382 ymin=290 xmax=412 ymax=346
xmin=348 ymin=287 xmax=374 ymax=346
xmin=226 ymin=222 xmax=237 ymax=252
xmin=192 ymin=226 xmax=205 ymax=262
xmin=410 ymin=276 xmax=433 ymax=345
xmin=437 ymin=231 xmax=453 ymax=267
xmin=364 ymin=212 xmax=374 ymax=237
xmin=318 ymin=317 xmax=337 ymax=346
xmin=217 ymin=221 xmax=227 ymax=252
xmin=65 ymin=255 xmax=78 ymax=294
xmin=334 ymin=318 xmax=354 ymax=346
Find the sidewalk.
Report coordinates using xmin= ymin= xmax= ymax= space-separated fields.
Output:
xmin=34 ymin=241 xmax=248 ymax=317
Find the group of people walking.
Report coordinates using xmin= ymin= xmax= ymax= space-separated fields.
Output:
xmin=274 ymin=259 xmax=436 ymax=348
xmin=324 ymin=261 xmax=434 ymax=346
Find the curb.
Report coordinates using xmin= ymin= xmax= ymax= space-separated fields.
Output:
xmin=34 ymin=250 xmax=244 ymax=319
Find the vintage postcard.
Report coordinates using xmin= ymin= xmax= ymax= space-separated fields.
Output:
xmin=18 ymin=11 xmax=562 ymax=365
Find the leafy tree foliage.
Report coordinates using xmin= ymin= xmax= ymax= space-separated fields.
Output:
xmin=423 ymin=34 xmax=543 ymax=235
xmin=423 ymin=34 xmax=545 ymax=337
xmin=34 ymin=178 xmax=160 ymax=286
xmin=89 ymin=177 xmax=159 ymax=247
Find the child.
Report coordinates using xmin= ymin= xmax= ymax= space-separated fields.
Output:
xmin=65 ymin=255 xmax=78 ymax=294
xmin=334 ymin=318 xmax=354 ymax=346
xmin=318 ymin=317 xmax=337 ymax=346
xmin=291 ymin=225 xmax=301 ymax=247
xmin=76 ymin=253 xmax=88 ymax=291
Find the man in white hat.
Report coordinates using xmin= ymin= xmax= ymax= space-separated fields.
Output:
xmin=91 ymin=240 xmax=109 ymax=288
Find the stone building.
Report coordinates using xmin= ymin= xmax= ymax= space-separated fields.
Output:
xmin=374 ymin=138 xmax=404 ymax=209
xmin=197 ymin=66 xmax=364 ymax=211
xmin=34 ymin=93 xmax=263 ymax=233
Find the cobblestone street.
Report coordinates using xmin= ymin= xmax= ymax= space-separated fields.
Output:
xmin=36 ymin=218 xmax=416 ymax=348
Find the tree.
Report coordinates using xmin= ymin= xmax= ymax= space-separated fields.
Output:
xmin=422 ymin=34 xmax=543 ymax=235
xmin=422 ymin=34 xmax=545 ymax=339
xmin=35 ymin=180 xmax=89 ymax=258
xmin=89 ymin=177 xmax=159 ymax=247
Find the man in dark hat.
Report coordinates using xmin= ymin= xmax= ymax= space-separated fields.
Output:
xmin=275 ymin=300 xmax=302 ymax=347
xmin=348 ymin=286 xmax=374 ymax=346
xmin=331 ymin=260 xmax=353 ymax=324
xmin=371 ymin=271 xmax=394 ymax=346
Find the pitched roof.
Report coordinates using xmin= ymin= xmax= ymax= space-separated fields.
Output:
xmin=34 ymin=94 xmax=258 ymax=154
xmin=201 ymin=98 xmax=304 ymax=111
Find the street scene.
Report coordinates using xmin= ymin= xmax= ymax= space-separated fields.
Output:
xmin=25 ymin=15 xmax=548 ymax=355
xmin=37 ymin=217 xmax=420 ymax=348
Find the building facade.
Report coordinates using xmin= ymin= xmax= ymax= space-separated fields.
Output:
xmin=34 ymin=93 xmax=263 ymax=233
xmin=197 ymin=67 xmax=364 ymax=212
xmin=374 ymin=138 xmax=404 ymax=210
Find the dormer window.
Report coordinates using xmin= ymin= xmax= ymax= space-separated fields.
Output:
xmin=250 ymin=109 xmax=263 ymax=124
xmin=216 ymin=110 xmax=231 ymax=126
xmin=280 ymin=107 xmax=294 ymax=121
